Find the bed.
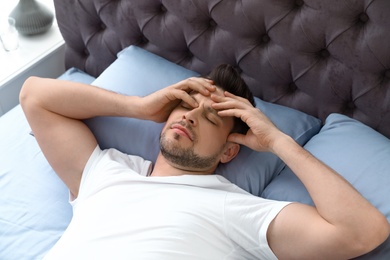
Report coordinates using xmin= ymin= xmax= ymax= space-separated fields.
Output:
xmin=1 ymin=0 xmax=389 ymax=259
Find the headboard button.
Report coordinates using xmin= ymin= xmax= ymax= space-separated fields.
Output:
xmin=345 ymin=101 xmax=356 ymax=112
xmin=318 ymin=49 xmax=330 ymax=59
xmin=289 ymin=82 xmax=298 ymax=92
xmin=160 ymin=5 xmax=167 ymax=13
xmin=139 ymin=35 xmax=148 ymax=44
xmin=384 ymin=70 xmax=390 ymax=79
xmin=209 ymin=19 xmax=217 ymax=28
xmin=186 ymin=50 xmax=193 ymax=59
xmin=261 ymin=34 xmax=270 ymax=43
xmin=295 ymin=0 xmax=304 ymax=7
xmin=234 ymin=66 xmax=242 ymax=74
xmin=359 ymin=13 xmax=369 ymax=23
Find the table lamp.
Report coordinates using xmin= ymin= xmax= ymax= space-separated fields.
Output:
xmin=9 ymin=0 xmax=54 ymax=35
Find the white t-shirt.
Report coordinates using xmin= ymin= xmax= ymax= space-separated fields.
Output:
xmin=44 ymin=146 xmax=291 ymax=260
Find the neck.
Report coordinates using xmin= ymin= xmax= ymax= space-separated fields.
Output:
xmin=150 ymin=153 xmax=216 ymax=177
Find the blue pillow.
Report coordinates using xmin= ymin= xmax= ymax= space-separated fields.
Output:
xmin=0 ymin=68 xmax=96 ymax=260
xmin=262 ymin=113 xmax=390 ymax=220
xmin=87 ymin=45 xmax=199 ymax=163
xmin=57 ymin=67 xmax=96 ymax=84
xmin=261 ymin=113 xmax=390 ymax=258
xmin=87 ymin=45 xmax=322 ymax=196
xmin=215 ymin=97 xmax=321 ymax=195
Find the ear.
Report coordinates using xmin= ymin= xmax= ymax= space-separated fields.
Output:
xmin=220 ymin=142 xmax=240 ymax=164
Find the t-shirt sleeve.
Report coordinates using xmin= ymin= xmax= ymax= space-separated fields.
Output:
xmin=69 ymin=145 xmax=103 ymax=204
xmin=224 ymin=192 xmax=291 ymax=259
xmin=70 ymin=145 xmax=151 ymax=207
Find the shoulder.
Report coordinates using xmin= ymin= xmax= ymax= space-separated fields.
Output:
xmin=87 ymin=146 xmax=152 ymax=176
xmin=225 ymin=192 xmax=291 ymax=216
xmin=223 ymin=193 xmax=291 ymax=259
xmin=224 ymin=190 xmax=292 ymax=232
xmin=71 ymin=146 xmax=152 ymax=202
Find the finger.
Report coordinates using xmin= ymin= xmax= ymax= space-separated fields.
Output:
xmin=212 ymin=102 xmax=237 ymax=112
xmin=181 ymin=78 xmax=216 ymax=95
xmin=172 ymin=90 xmax=199 ymax=107
xmin=223 ymin=91 xmax=252 ymax=105
xmin=197 ymin=78 xmax=215 ymax=91
xmin=217 ymin=108 xmax=245 ymax=120
xmin=211 ymin=94 xmax=234 ymax=105
xmin=210 ymin=93 xmax=226 ymax=102
xmin=227 ymin=132 xmax=246 ymax=145
xmin=211 ymin=92 xmax=252 ymax=106
xmin=211 ymin=95 xmax=250 ymax=111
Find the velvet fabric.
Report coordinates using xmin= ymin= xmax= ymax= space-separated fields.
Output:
xmin=53 ymin=0 xmax=390 ymax=138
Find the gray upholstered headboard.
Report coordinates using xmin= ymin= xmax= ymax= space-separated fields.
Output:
xmin=53 ymin=0 xmax=390 ymax=138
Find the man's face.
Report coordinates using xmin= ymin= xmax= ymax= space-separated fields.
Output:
xmin=160 ymin=88 xmax=235 ymax=172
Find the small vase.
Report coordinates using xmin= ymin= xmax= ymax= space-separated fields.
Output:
xmin=9 ymin=0 xmax=54 ymax=35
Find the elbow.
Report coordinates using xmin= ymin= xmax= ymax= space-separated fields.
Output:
xmin=350 ymin=216 xmax=390 ymax=257
xmin=374 ymin=218 xmax=390 ymax=249
xmin=19 ymin=76 xmax=44 ymax=114
xmin=367 ymin=215 xmax=390 ymax=251
xmin=19 ymin=76 xmax=39 ymax=107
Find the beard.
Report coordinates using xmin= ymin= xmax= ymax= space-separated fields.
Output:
xmin=159 ymin=127 xmax=223 ymax=170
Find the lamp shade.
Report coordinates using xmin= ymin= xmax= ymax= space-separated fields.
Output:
xmin=9 ymin=0 xmax=54 ymax=35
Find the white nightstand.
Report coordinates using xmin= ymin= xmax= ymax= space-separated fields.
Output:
xmin=0 ymin=0 xmax=65 ymax=116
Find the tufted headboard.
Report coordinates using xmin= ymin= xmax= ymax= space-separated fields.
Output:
xmin=53 ymin=0 xmax=390 ymax=138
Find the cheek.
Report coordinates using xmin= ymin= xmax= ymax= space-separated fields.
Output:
xmin=162 ymin=112 xmax=180 ymax=131
xmin=196 ymin=127 xmax=228 ymax=154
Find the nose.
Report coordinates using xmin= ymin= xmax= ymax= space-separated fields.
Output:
xmin=182 ymin=107 xmax=199 ymax=126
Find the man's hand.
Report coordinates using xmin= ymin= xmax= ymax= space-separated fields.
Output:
xmin=213 ymin=90 xmax=390 ymax=259
xmin=211 ymin=91 xmax=284 ymax=152
xmin=138 ymin=77 xmax=216 ymax=123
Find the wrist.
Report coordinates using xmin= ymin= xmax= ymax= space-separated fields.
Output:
xmin=269 ymin=133 xmax=296 ymax=155
xmin=123 ymin=96 xmax=143 ymax=119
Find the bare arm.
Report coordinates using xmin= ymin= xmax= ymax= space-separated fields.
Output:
xmin=20 ymin=76 xmax=215 ymax=198
xmin=212 ymin=92 xmax=390 ymax=259
xmin=267 ymin=136 xmax=389 ymax=259
xmin=20 ymin=77 xmax=141 ymax=198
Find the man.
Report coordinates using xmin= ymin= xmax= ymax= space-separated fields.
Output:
xmin=20 ymin=64 xmax=389 ymax=259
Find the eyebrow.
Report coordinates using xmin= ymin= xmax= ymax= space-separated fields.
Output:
xmin=191 ymin=93 xmax=222 ymax=120
xmin=205 ymin=104 xmax=219 ymax=117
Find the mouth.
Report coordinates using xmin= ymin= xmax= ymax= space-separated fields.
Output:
xmin=171 ymin=123 xmax=194 ymax=141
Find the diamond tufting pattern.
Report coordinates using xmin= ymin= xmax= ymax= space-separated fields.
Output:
xmin=54 ymin=0 xmax=390 ymax=138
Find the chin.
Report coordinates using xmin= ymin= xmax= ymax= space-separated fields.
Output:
xmin=160 ymin=130 xmax=221 ymax=171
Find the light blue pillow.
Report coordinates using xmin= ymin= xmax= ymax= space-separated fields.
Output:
xmin=57 ymin=67 xmax=96 ymax=84
xmin=262 ymin=113 xmax=390 ymax=221
xmin=86 ymin=45 xmax=322 ymax=196
xmin=215 ymin=97 xmax=321 ymax=195
xmin=0 ymin=68 xmax=96 ymax=260
xmin=86 ymin=45 xmax=199 ymax=163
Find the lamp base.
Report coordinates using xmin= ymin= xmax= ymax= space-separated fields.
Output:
xmin=10 ymin=0 xmax=54 ymax=36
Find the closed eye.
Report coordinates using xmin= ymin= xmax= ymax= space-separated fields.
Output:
xmin=205 ymin=106 xmax=221 ymax=126
xmin=181 ymin=100 xmax=220 ymax=126
xmin=207 ymin=117 xmax=217 ymax=125
xmin=205 ymin=113 xmax=218 ymax=126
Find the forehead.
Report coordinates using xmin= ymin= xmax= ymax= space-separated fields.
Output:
xmin=190 ymin=88 xmax=234 ymax=126
xmin=190 ymin=87 xmax=225 ymax=103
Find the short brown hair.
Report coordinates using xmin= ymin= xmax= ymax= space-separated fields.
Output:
xmin=206 ymin=64 xmax=255 ymax=134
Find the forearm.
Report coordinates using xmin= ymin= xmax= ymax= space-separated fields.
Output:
xmin=20 ymin=77 xmax=142 ymax=120
xmin=272 ymin=134 xmax=388 ymax=239
xmin=213 ymin=91 xmax=389 ymax=256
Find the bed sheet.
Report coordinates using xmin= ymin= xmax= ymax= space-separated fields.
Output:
xmin=0 ymin=68 xmax=95 ymax=259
